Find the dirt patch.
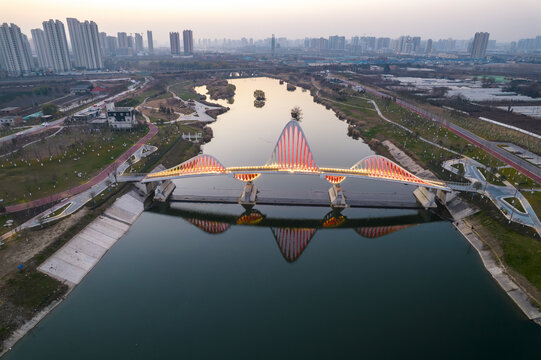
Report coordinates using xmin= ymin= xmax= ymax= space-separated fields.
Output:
xmin=0 ymin=209 xmax=89 ymax=283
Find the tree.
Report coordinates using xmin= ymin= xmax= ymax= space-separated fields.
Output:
xmin=291 ymin=106 xmax=303 ymax=121
xmin=41 ymin=103 xmax=59 ymax=116
xmin=253 ymin=90 xmax=266 ymax=101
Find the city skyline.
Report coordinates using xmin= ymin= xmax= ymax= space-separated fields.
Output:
xmin=3 ymin=0 xmax=541 ymax=44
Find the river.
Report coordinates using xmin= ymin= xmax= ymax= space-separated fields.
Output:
xmin=4 ymin=77 xmax=541 ymax=359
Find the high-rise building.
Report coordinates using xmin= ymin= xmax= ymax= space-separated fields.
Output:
xmin=0 ymin=23 xmax=34 ymax=76
xmin=31 ymin=28 xmax=52 ymax=69
xmin=183 ymin=29 xmax=193 ymax=54
xmin=106 ymin=36 xmax=117 ymax=56
xmin=66 ymin=18 xmax=104 ymax=69
xmin=412 ymin=36 xmax=421 ymax=53
xmin=117 ymin=32 xmax=128 ymax=49
xmin=147 ymin=30 xmax=153 ymax=54
xmin=170 ymin=32 xmax=181 ymax=55
xmin=376 ymin=37 xmax=391 ymax=50
xmin=271 ymin=34 xmax=275 ymax=55
xmin=328 ymin=35 xmax=345 ymax=50
xmin=39 ymin=20 xmax=71 ymax=72
xmin=98 ymin=32 xmax=107 ymax=56
xmin=135 ymin=33 xmax=143 ymax=53
xmin=426 ymin=39 xmax=433 ymax=54
xmin=470 ymin=32 xmax=489 ymax=58
xmin=41 ymin=19 xmax=71 ymax=72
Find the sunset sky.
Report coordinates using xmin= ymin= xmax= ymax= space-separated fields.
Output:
xmin=3 ymin=0 xmax=540 ymax=44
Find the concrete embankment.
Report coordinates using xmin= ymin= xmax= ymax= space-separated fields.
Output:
xmin=456 ymin=220 xmax=541 ymax=324
xmin=1 ymin=190 xmax=146 ymax=356
xmin=38 ymin=190 xmax=145 ymax=286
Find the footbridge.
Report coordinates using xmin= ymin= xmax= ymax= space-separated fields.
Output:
xmin=120 ymin=121 xmax=467 ymax=209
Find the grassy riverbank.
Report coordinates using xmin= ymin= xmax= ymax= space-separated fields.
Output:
xmin=282 ymin=73 xmax=541 ymax=303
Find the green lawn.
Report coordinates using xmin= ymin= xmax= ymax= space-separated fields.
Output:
xmin=472 ymin=211 xmax=541 ymax=295
xmin=502 ymin=197 xmax=526 ymax=213
xmin=478 ymin=168 xmax=505 ymax=186
xmin=499 ymin=167 xmax=540 ymax=189
xmin=169 ymin=81 xmax=200 ymax=101
xmin=522 ymin=191 xmax=541 ymax=218
xmin=0 ymin=126 xmax=148 ymax=206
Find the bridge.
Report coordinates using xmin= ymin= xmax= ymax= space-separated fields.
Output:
xmin=121 ymin=120 xmax=464 ymax=209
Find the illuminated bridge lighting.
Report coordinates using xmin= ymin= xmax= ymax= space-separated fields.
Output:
xmin=140 ymin=121 xmax=451 ymax=191
xmin=271 ymin=227 xmax=316 ymax=262
xmin=236 ymin=210 xmax=264 ymax=225
xmin=355 ymin=224 xmax=414 ymax=239
xmin=187 ymin=218 xmax=231 ymax=234
xmin=234 ymin=173 xmax=261 ymax=182
xmin=267 ymin=120 xmax=319 ymax=173
xmin=146 ymin=154 xmax=227 ymax=179
xmin=325 ymin=175 xmax=346 ymax=184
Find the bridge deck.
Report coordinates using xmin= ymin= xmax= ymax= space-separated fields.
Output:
xmin=170 ymin=189 xmax=422 ymax=209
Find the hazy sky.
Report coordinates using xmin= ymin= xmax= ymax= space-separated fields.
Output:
xmin=3 ymin=0 xmax=540 ymax=44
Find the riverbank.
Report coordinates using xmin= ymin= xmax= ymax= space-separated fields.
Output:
xmin=455 ymin=218 xmax=541 ymax=324
xmin=0 ymin=190 xmax=146 ymax=357
xmin=276 ymin=72 xmax=541 ymax=323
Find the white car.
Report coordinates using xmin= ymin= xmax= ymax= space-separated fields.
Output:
xmin=41 ymin=122 xmax=49 ymax=127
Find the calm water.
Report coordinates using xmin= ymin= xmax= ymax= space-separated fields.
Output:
xmin=5 ymin=78 xmax=541 ymax=359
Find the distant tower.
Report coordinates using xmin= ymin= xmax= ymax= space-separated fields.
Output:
xmin=271 ymin=34 xmax=275 ymax=55
xmin=134 ymin=33 xmax=143 ymax=53
xmin=0 ymin=23 xmax=34 ymax=76
xmin=147 ymin=30 xmax=153 ymax=54
xmin=169 ymin=32 xmax=180 ymax=55
xmin=42 ymin=20 xmax=71 ymax=72
xmin=470 ymin=32 xmax=490 ymax=58
xmin=183 ymin=29 xmax=193 ymax=54
xmin=66 ymin=18 xmax=103 ymax=69
xmin=426 ymin=39 xmax=432 ymax=55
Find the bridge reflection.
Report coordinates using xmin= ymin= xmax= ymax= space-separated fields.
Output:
xmin=151 ymin=206 xmax=440 ymax=263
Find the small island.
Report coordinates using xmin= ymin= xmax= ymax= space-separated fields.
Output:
xmin=207 ymin=80 xmax=236 ymax=103
xmin=253 ymin=89 xmax=266 ymax=108
xmin=291 ymin=106 xmax=302 ymax=121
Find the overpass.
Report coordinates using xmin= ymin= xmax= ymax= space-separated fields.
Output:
xmin=120 ymin=120 xmax=466 ymax=208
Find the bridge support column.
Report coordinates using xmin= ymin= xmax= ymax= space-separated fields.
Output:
xmin=413 ymin=187 xmax=437 ymax=209
xmin=329 ymin=184 xmax=348 ymax=210
xmin=239 ymin=182 xmax=258 ymax=209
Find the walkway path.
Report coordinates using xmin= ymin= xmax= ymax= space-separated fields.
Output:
xmin=166 ymin=83 xmax=221 ymax=123
xmin=443 ymin=158 xmax=541 ymax=235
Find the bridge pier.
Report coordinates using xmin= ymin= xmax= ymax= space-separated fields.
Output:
xmin=329 ymin=184 xmax=348 ymax=210
xmin=239 ymin=181 xmax=258 ymax=209
xmin=413 ymin=187 xmax=437 ymax=209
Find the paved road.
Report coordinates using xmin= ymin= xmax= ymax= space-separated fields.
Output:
xmin=0 ymin=118 xmax=65 ymax=144
xmin=4 ymin=122 xmax=158 ymax=213
xmin=332 ymin=76 xmax=541 ymax=184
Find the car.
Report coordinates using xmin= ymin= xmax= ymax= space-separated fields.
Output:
xmin=41 ymin=122 xmax=49 ymax=127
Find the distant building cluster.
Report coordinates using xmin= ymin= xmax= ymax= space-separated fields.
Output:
xmin=169 ymin=30 xmax=193 ymax=55
xmin=0 ymin=18 xmax=155 ymax=76
xmin=1 ymin=14 xmax=541 ymax=78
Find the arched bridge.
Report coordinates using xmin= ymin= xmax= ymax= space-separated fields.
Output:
xmin=138 ymin=120 xmax=450 ymax=191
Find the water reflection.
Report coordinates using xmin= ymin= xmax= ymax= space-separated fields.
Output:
xmin=150 ymin=206 xmax=440 ymax=263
